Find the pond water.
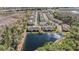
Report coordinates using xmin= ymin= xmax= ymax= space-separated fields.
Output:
xmin=23 ymin=33 xmax=64 ymax=51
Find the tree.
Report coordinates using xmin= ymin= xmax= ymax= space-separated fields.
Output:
xmin=36 ymin=38 xmax=78 ymax=51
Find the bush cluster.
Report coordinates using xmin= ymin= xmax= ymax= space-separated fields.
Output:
xmin=0 ymin=14 xmax=28 ymax=51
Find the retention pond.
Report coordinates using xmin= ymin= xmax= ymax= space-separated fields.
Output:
xmin=23 ymin=33 xmax=64 ymax=51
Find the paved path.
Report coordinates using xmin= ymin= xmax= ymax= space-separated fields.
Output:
xmin=35 ymin=11 xmax=38 ymax=26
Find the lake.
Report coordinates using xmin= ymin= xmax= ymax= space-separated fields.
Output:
xmin=23 ymin=33 xmax=63 ymax=51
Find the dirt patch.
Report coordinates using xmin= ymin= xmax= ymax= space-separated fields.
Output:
xmin=17 ymin=31 xmax=27 ymax=51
